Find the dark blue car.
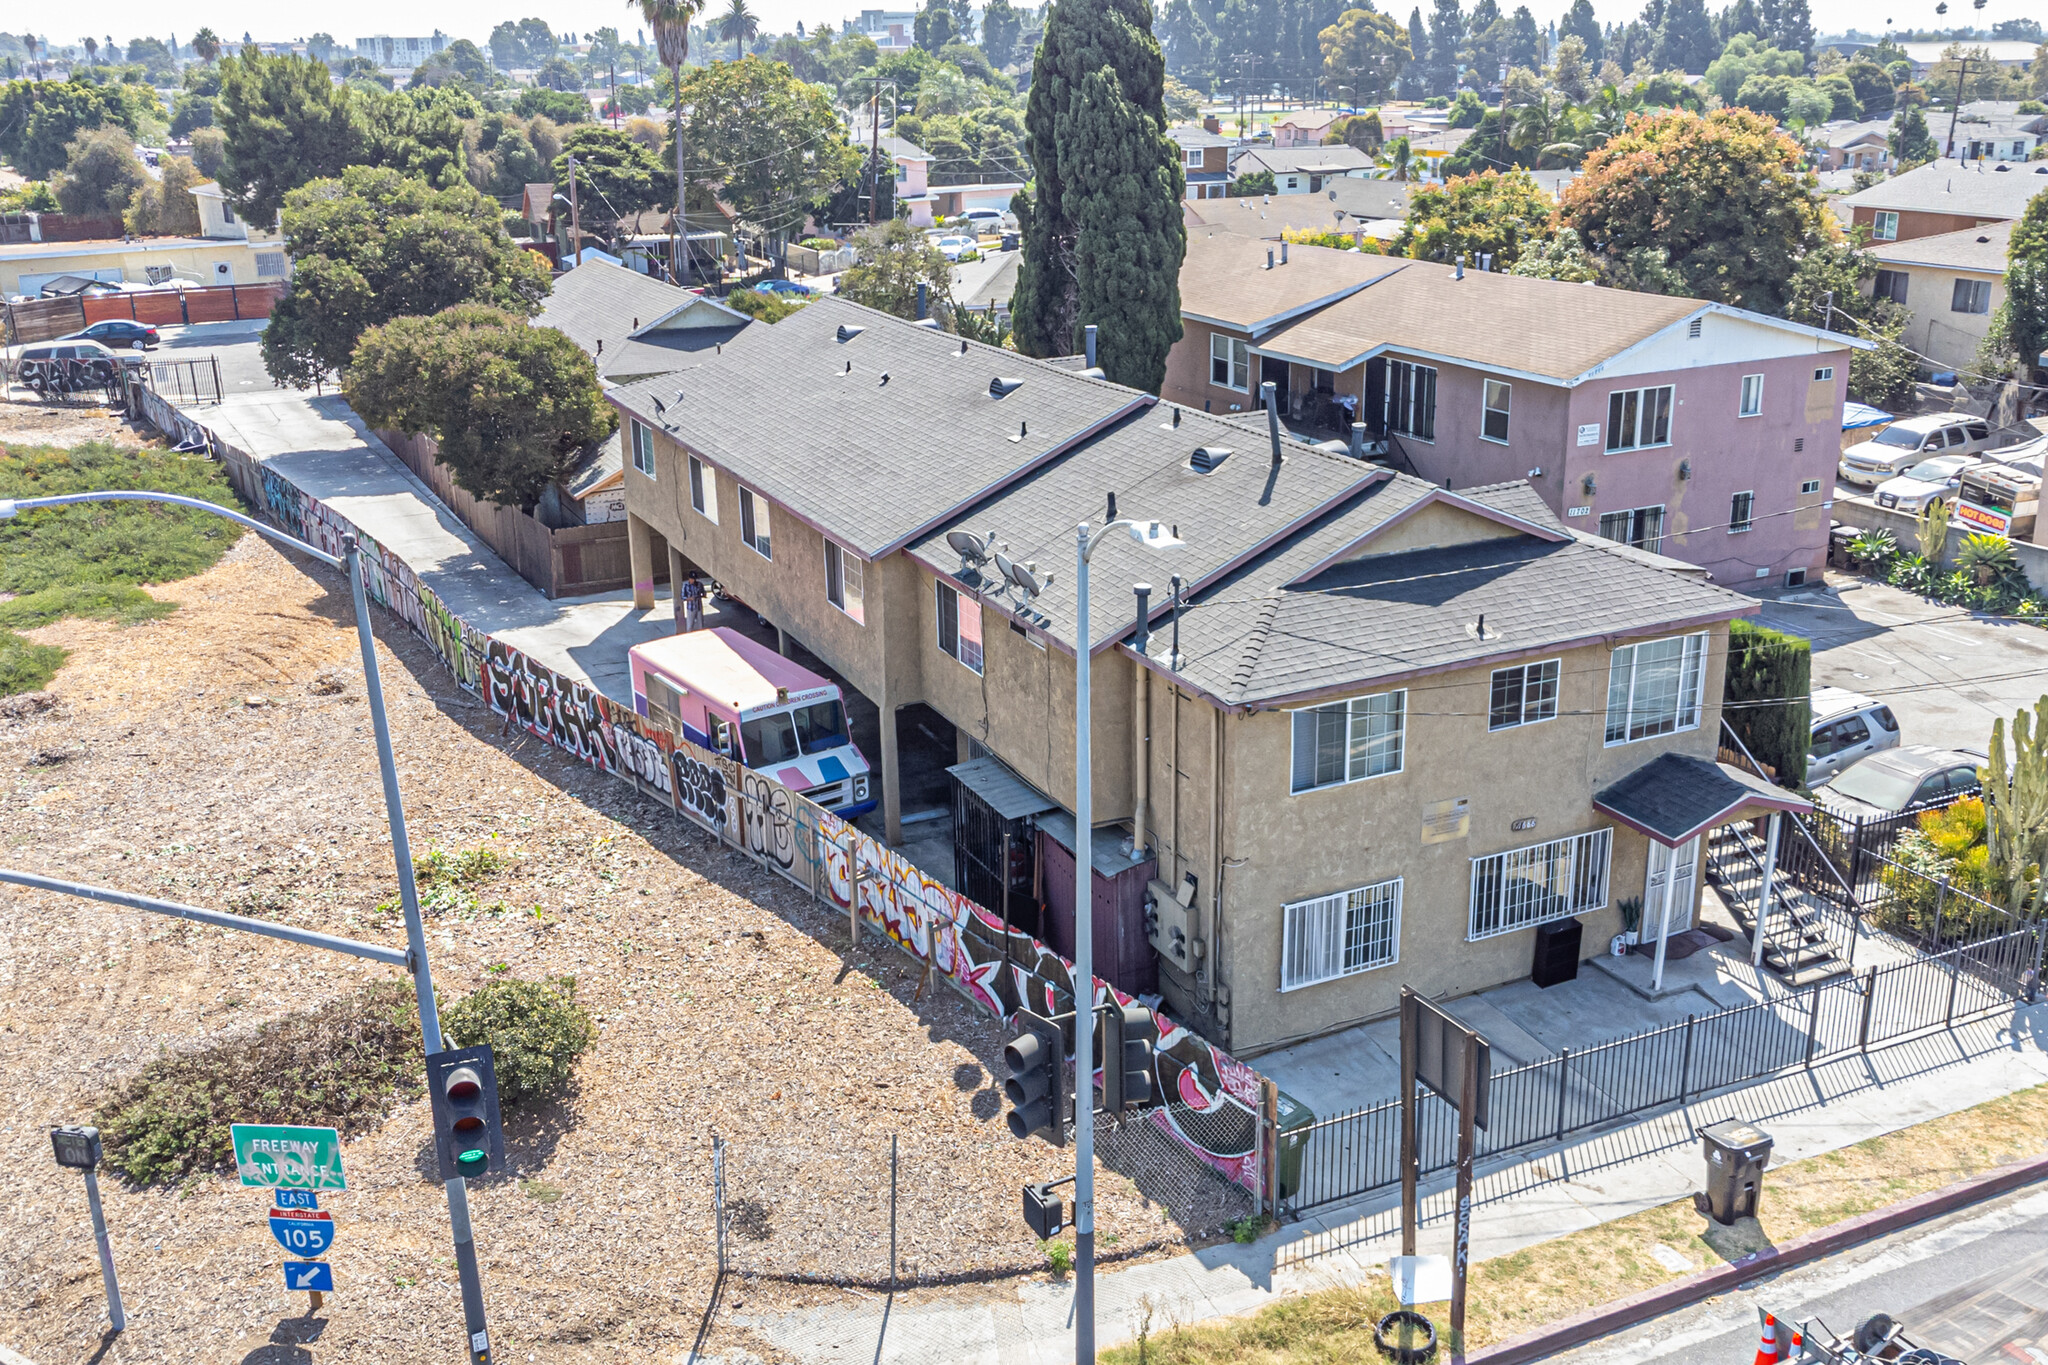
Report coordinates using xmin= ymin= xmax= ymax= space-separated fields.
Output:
xmin=64 ymin=320 xmax=160 ymax=350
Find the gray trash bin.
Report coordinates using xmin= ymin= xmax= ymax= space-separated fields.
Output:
xmin=1694 ymin=1119 xmax=1773 ymax=1225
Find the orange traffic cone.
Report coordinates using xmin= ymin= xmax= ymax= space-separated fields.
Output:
xmin=1753 ymin=1312 xmax=1782 ymax=1365
xmin=1787 ymin=1324 xmax=1803 ymax=1362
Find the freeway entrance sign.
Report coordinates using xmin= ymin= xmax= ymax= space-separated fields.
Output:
xmin=230 ymin=1125 xmax=346 ymax=1190
xmin=268 ymin=1209 xmax=336 ymax=1257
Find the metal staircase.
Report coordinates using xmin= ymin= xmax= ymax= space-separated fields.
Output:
xmin=1706 ymin=819 xmax=1858 ymax=986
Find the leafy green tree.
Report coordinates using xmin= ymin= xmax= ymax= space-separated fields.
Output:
xmin=1786 ymin=231 xmax=1914 ymax=406
xmin=1889 ymin=103 xmax=1936 ymax=166
xmin=1508 ymin=224 xmax=1601 ymax=280
xmin=1842 ymin=59 xmax=1895 ymax=114
xmin=981 ymin=0 xmax=1024 ymax=66
xmin=1767 ymin=0 xmax=1812 ymax=64
xmin=1981 ymin=191 xmax=2048 ymax=391
xmin=1550 ymin=34 xmax=1593 ymax=101
xmin=1392 ymin=169 xmax=1556 ymax=266
xmin=1559 ymin=0 xmax=1602 ymax=64
xmin=1319 ymin=9 xmax=1411 ymax=105
xmin=676 ymin=57 xmax=857 ymax=228
xmin=125 ymin=153 xmax=205 ymax=236
xmin=54 ymin=125 xmax=147 ymax=218
xmin=1559 ymin=107 xmax=1831 ymax=315
xmin=170 ymin=90 xmax=216 ymax=137
xmin=261 ymin=166 xmax=551 ymax=388
xmin=554 ymin=124 xmax=674 ymax=214
xmin=1723 ymin=619 xmax=1811 ymax=785
xmin=536 ymin=56 xmax=582 ymax=90
xmin=345 ymin=308 xmax=615 ymax=510
xmin=914 ymin=0 xmax=957 ymax=53
xmin=1227 ymin=167 xmax=1276 ymax=194
xmin=189 ymin=126 xmax=227 ymax=177
xmin=838 ymin=219 xmax=955 ymax=319
xmin=0 ymin=79 xmax=132 ymax=179
xmin=359 ymin=88 xmax=469 ymax=188
xmin=514 ymin=87 xmax=591 ymax=123
xmin=1446 ymin=89 xmax=1486 ymax=127
xmin=216 ymin=48 xmax=365 ymax=223
xmin=1703 ymin=34 xmax=1801 ymax=104
xmin=1012 ymin=0 xmax=1185 ymax=390
xmin=306 ymin=33 xmax=338 ymax=63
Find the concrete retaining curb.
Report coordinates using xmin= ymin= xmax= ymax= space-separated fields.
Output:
xmin=1465 ymin=1150 xmax=2048 ymax=1365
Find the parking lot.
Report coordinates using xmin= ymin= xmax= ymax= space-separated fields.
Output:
xmin=1757 ymin=573 xmax=2048 ymax=756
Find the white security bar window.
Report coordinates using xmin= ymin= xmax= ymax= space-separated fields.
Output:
xmin=630 ymin=420 xmax=655 ymax=478
xmin=1387 ymin=360 xmax=1437 ymax=440
xmin=688 ymin=454 xmax=718 ymax=522
xmin=1605 ymin=385 xmax=1674 ymax=452
xmin=1481 ymin=379 xmax=1511 ymax=443
xmin=1210 ymin=333 xmax=1250 ymax=390
xmin=1729 ymin=490 xmax=1754 ymax=533
xmin=1605 ymin=632 xmax=1708 ymax=745
xmin=824 ymin=538 xmax=865 ymax=624
xmin=738 ymin=486 xmax=771 ymax=559
xmin=1739 ymin=373 xmax=1763 ymax=418
xmin=1290 ymin=690 xmax=1406 ymax=793
xmin=1488 ymin=659 xmax=1560 ymax=731
xmin=1598 ymin=504 xmax=1665 ymax=554
xmin=1280 ymin=878 xmax=1402 ymax=990
xmin=1469 ymin=829 xmax=1612 ymax=939
xmin=1872 ymin=210 xmax=1899 ymax=241
xmin=936 ymin=580 xmax=984 ymax=673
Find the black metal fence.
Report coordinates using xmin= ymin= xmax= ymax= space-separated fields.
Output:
xmin=146 ymin=354 xmax=225 ymax=407
xmin=1287 ymin=924 xmax=2040 ymax=1213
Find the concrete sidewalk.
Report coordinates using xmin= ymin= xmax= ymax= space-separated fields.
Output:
xmin=195 ymin=390 xmax=674 ymax=701
xmin=719 ymin=1004 xmax=2048 ymax=1364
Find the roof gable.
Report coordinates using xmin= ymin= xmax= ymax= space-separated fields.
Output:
xmin=1288 ymin=490 xmax=1566 ymax=584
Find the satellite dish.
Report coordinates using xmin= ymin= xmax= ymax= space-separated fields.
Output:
xmin=947 ymin=529 xmax=990 ymax=564
xmin=992 ymin=550 xmax=1017 ymax=587
xmin=1006 ymin=557 xmax=1050 ymax=598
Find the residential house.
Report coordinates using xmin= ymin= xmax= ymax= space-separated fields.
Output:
xmin=1 ymin=185 xmax=287 ymax=298
xmin=1868 ymin=220 xmax=2012 ymax=377
xmin=1404 ymin=127 xmax=1474 ymax=181
xmin=1162 ymin=233 xmax=1867 ymax=586
xmin=608 ymin=295 xmax=1788 ymax=1053
xmin=1229 ymin=144 xmax=1378 ymax=194
xmin=1892 ymin=40 xmax=2044 ymax=85
xmin=1183 ymin=179 xmax=1410 ymax=242
xmin=1171 ymin=126 xmax=1235 ymax=200
xmin=1271 ymin=110 xmax=1349 ymax=148
xmin=535 ymin=257 xmax=750 ymax=385
xmin=1838 ymin=158 xmax=2048 ymax=244
xmin=850 ymin=9 xmax=917 ymax=51
xmin=1814 ymin=119 xmax=1895 ymax=174
xmin=1943 ymin=101 xmax=2048 ymax=163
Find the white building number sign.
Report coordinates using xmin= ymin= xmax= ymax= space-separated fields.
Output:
xmin=1576 ymin=423 xmax=1601 ymax=446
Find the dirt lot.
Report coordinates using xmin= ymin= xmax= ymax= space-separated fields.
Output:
xmin=0 ymin=410 xmax=1191 ymax=1364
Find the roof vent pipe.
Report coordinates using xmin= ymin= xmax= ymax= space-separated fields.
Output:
xmin=1084 ymin=324 xmax=1098 ymax=369
xmin=1262 ymin=380 xmax=1282 ymax=463
xmin=1480 ymin=252 xmax=1493 ymax=271
xmin=1133 ymin=583 xmax=1152 ymax=655
xmin=1107 ymin=491 xmax=1119 ymax=522
xmin=1455 ymin=255 xmax=1465 ymax=280
xmin=916 ymin=281 xmax=928 ymax=320
xmin=1281 ymin=241 xmax=1289 ymax=265
xmin=1349 ymin=421 xmax=1366 ymax=458
xmin=1265 ymin=247 xmax=1274 ymax=270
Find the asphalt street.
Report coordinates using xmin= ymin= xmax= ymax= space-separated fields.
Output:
xmin=1556 ymin=1181 xmax=2048 ymax=1365
xmin=1757 ymin=574 xmax=2048 ymax=757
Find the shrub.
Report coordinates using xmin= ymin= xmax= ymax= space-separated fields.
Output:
xmin=440 ymin=976 xmax=596 ymax=1103
xmin=1874 ymin=801 xmax=2004 ymax=942
xmin=1887 ymin=553 xmax=1934 ymax=594
xmin=800 ymin=236 xmax=838 ymax=250
xmin=0 ymin=629 xmax=67 ymax=696
xmin=1955 ymin=532 xmax=2018 ymax=584
xmin=1848 ymin=527 xmax=1897 ymax=570
xmin=1723 ymin=618 xmax=1811 ymax=784
xmin=95 ymin=981 xmax=424 ymax=1184
xmin=1040 ymin=1238 xmax=1075 ymax=1275
xmin=723 ymin=288 xmax=806 ymax=323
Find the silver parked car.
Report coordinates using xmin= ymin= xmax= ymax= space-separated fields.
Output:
xmin=1813 ymin=745 xmax=1984 ymax=820
xmin=1839 ymin=414 xmax=1994 ymax=488
xmin=1806 ymin=687 xmax=1901 ymax=783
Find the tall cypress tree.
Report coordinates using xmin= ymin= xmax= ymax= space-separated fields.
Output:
xmin=1426 ymin=0 xmax=1466 ymax=94
xmin=1406 ymin=7 xmax=1430 ymax=92
xmin=1012 ymin=0 xmax=1186 ymax=391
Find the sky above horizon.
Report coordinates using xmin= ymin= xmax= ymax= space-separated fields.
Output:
xmin=35 ymin=0 xmax=2038 ymax=59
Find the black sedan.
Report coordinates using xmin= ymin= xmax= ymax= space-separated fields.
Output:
xmin=64 ymin=320 xmax=160 ymax=350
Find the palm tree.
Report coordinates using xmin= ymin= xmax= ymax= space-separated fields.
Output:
xmin=23 ymin=34 xmax=39 ymax=79
xmin=1375 ymin=135 xmax=1423 ymax=181
xmin=1510 ymin=93 xmax=1583 ymax=167
xmin=716 ymin=0 xmax=758 ymax=61
xmin=633 ymin=0 xmax=705 ymax=282
xmin=82 ymin=35 xmax=98 ymax=64
xmin=192 ymin=27 xmax=223 ymax=63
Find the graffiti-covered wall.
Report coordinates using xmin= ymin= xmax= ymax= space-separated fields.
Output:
xmin=181 ymin=419 xmax=1267 ymax=1199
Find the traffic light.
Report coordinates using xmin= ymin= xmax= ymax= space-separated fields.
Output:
xmin=1022 ymin=1182 xmax=1066 ymax=1239
xmin=1101 ymin=1003 xmax=1160 ymax=1114
xmin=1004 ymin=1010 xmax=1067 ymax=1147
xmin=426 ymin=1045 xmax=506 ymax=1181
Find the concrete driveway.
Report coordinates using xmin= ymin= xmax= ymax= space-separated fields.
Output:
xmin=1756 ymin=573 xmax=2048 ymax=755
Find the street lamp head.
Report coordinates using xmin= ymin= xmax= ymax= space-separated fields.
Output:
xmin=1129 ymin=520 xmax=1184 ymax=551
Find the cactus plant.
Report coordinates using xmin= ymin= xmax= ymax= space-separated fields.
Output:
xmin=1916 ymin=497 xmax=1952 ymax=563
xmin=1984 ymin=698 xmax=2048 ymax=918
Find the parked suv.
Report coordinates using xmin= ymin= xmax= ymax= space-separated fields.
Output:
xmin=11 ymin=339 xmax=145 ymax=394
xmin=1839 ymin=414 xmax=1993 ymax=488
xmin=1806 ymin=687 xmax=1901 ymax=783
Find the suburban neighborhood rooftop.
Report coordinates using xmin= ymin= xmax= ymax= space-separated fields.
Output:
xmin=1179 ymin=233 xmax=1400 ymax=333
xmin=1869 ymin=219 xmax=2017 ymax=275
xmin=1837 ymin=157 xmax=2048 ymax=219
xmin=536 ymin=260 xmax=750 ymax=381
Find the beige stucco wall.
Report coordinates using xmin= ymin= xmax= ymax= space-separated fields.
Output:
xmin=1139 ymin=628 xmax=1729 ymax=1055
xmin=1871 ymin=262 xmax=2004 ymax=376
xmin=0 ymin=239 xmax=278 ymax=296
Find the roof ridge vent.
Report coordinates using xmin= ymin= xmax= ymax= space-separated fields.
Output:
xmin=989 ymin=376 xmax=1024 ymax=398
xmin=837 ymin=324 xmax=866 ymax=342
xmin=1190 ymin=446 xmax=1232 ymax=473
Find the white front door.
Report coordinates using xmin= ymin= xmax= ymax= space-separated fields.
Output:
xmin=1645 ymin=836 xmax=1699 ymax=941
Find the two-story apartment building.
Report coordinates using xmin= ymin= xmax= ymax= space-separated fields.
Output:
xmin=1170 ymin=126 xmax=1234 ymax=200
xmin=611 ymin=297 xmax=1799 ymax=1053
xmin=1162 ymin=233 xmax=1867 ymax=586
xmin=1838 ymin=158 xmax=2048 ymax=245
xmin=1869 ymin=220 xmax=2012 ymax=377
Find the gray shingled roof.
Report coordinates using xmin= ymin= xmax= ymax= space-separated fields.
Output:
xmin=608 ymin=297 xmax=1148 ymax=560
xmin=536 ymin=261 xmax=749 ymax=381
xmin=1154 ymin=486 xmax=1753 ymax=707
xmin=1838 ymin=158 xmax=2048 ymax=220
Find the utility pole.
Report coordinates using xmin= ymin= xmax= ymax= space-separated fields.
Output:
xmin=1494 ymin=61 xmax=1511 ymax=170
xmin=1944 ymin=57 xmax=1973 ymax=159
xmin=609 ymin=62 xmax=618 ymax=128
xmin=567 ymin=155 xmax=580 ymax=265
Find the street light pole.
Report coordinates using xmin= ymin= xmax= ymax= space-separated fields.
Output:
xmin=0 ymin=491 xmax=492 ymax=1365
xmin=1069 ymin=510 xmax=1183 ymax=1365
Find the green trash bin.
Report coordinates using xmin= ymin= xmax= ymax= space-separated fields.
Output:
xmin=1273 ymin=1088 xmax=1317 ymax=1202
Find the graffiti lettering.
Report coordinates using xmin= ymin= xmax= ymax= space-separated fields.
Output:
xmin=671 ymin=750 xmax=731 ymax=834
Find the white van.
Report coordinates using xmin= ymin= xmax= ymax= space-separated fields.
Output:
xmin=1839 ymin=414 xmax=1994 ymax=487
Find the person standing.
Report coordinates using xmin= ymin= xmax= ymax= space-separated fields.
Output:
xmin=681 ymin=572 xmax=706 ymax=632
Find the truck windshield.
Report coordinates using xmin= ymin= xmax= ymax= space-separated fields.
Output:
xmin=740 ymin=700 xmax=848 ymax=764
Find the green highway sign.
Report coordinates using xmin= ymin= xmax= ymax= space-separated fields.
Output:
xmin=230 ymin=1125 xmax=347 ymax=1190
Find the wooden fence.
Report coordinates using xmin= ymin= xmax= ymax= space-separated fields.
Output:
xmin=378 ymin=430 xmax=640 ymax=600
xmin=3 ymin=283 xmax=286 ymax=345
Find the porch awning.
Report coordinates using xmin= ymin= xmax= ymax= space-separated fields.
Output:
xmin=1594 ymin=753 xmax=1812 ymax=847
xmin=947 ymin=756 xmax=1058 ymax=822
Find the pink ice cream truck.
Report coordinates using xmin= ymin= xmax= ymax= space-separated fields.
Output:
xmin=629 ymin=627 xmax=875 ymax=817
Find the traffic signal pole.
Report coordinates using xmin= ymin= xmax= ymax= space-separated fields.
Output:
xmin=345 ymin=536 xmax=493 ymax=1365
xmin=1072 ymin=521 xmax=1098 ymax=1365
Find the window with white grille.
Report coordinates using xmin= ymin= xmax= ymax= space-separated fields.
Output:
xmin=824 ymin=538 xmax=864 ymax=624
xmin=1281 ymin=878 xmax=1402 ymax=990
xmin=1290 ymin=691 xmax=1405 ymax=793
xmin=1605 ymin=632 xmax=1707 ymax=745
xmin=1468 ymin=829 xmax=1612 ymax=940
